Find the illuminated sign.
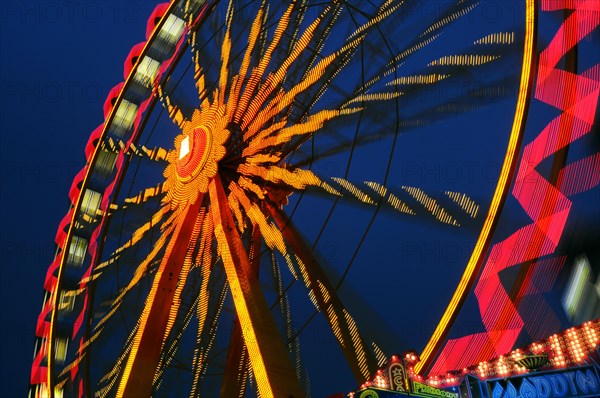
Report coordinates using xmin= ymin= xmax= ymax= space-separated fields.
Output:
xmin=412 ymin=381 xmax=458 ymax=398
xmin=389 ymin=362 xmax=409 ymax=392
xmin=489 ymin=367 xmax=600 ymax=398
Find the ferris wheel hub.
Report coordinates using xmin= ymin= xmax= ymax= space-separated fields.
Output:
xmin=176 ymin=125 xmax=213 ymax=183
xmin=163 ymin=105 xmax=229 ymax=210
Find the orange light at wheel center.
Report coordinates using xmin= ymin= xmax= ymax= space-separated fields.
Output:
xmin=176 ymin=125 xmax=213 ymax=182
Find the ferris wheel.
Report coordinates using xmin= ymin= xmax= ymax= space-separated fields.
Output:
xmin=30 ymin=0 xmax=600 ymax=397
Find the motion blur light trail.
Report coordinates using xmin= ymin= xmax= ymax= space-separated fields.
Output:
xmin=29 ymin=0 xmax=600 ymax=397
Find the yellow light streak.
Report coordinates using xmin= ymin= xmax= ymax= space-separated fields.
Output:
xmin=416 ymin=0 xmax=536 ymax=374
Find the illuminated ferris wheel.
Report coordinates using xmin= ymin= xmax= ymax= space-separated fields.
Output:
xmin=30 ymin=0 xmax=600 ymax=397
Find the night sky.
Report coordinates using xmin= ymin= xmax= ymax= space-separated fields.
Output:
xmin=0 ymin=1 xmax=598 ymax=397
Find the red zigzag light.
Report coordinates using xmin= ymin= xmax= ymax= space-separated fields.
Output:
xmin=431 ymin=0 xmax=600 ymax=374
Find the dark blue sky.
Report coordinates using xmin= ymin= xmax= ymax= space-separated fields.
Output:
xmin=1 ymin=1 xmax=598 ymax=397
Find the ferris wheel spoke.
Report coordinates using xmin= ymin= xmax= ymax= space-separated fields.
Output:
xmin=190 ymin=0 xmax=269 ymax=107
xmin=209 ymin=175 xmax=305 ymax=397
xmin=284 ymin=69 xmax=513 ymax=169
xmin=228 ymin=181 xmax=289 ymax=254
xmin=103 ymin=137 xmax=169 ymax=164
xmin=345 ymin=0 xmax=496 ymax=92
xmin=190 ymin=266 xmax=229 ymax=397
xmin=162 ymin=207 xmax=205 ymax=341
xmin=219 ymin=318 xmax=251 ymax=398
xmin=189 ymin=207 xmax=220 ymax=397
xmin=266 ymin=201 xmax=379 ymax=382
xmin=259 ymin=1 xmax=361 ymax=134
xmin=189 ymin=1 xmax=261 ymax=121
xmin=288 ymin=71 xmax=515 ymax=169
xmin=275 ymin=0 xmax=400 ymax=119
xmin=283 ymin=50 xmax=351 ymax=134
xmin=307 ymin=178 xmax=481 ymax=227
xmin=344 ymin=0 xmax=482 ymax=77
xmin=189 ymin=211 xmax=235 ymax=396
xmin=154 ymin=281 xmax=203 ymax=393
xmin=155 ymin=80 xmax=187 ymax=128
xmin=244 ymin=107 xmax=361 ymax=159
xmin=218 ymin=3 xmax=262 ymax=120
xmin=94 ymin=324 xmax=139 ymax=398
xmin=68 ymin=256 xmax=162 ymax=375
xmin=269 ymin=248 xmax=304 ymax=382
xmin=152 ymin=208 xmax=207 ymax=393
xmin=190 ymin=29 xmax=208 ymax=103
xmin=233 ymin=0 xmax=396 ymax=139
xmin=243 ymin=32 xmax=365 ymax=138
xmin=116 ymin=195 xmax=204 ymax=398
xmin=218 ymin=0 xmax=235 ymax=106
xmin=91 ymin=219 xmax=177 ymax=336
xmin=286 ymin=54 xmax=515 ymax=167
xmin=269 ymin=0 xmax=313 ymax=91
xmin=82 ymin=206 xmax=173 ymax=286
xmin=105 ymin=183 xmax=166 ymax=213
xmin=132 ymin=143 xmax=169 ymax=162
xmin=219 ymin=225 xmax=261 ymax=398
xmin=231 ymin=1 xmax=303 ymax=127
xmin=310 ymin=3 xmax=514 ymax=163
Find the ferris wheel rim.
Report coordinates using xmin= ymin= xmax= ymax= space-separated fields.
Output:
xmin=32 ymin=0 xmax=546 ymax=396
xmin=40 ymin=1 xmax=215 ymax=396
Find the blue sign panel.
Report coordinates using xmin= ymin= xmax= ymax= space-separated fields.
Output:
xmin=487 ymin=366 xmax=600 ymax=398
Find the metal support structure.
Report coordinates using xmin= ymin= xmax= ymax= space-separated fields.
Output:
xmin=117 ymin=197 xmax=203 ymax=398
xmin=220 ymin=226 xmax=262 ymax=397
xmin=209 ymin=177 xmax=304 ymax=398
xmin=267 ymin=199 xmax=379 ymax=382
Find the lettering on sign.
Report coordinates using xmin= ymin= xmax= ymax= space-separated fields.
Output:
xmin=490 ymin=368 xmax=599 ymax=398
